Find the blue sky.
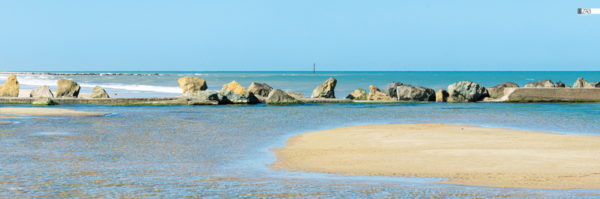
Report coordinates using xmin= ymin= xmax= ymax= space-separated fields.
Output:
xmin=0 ymin=0 xmax=598 ymax=71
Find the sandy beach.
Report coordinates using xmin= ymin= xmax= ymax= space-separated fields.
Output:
xmin=271 ymin=123 xmax=600 ymax=189
xmin=0 ymin=107 xmax=107 ymax=117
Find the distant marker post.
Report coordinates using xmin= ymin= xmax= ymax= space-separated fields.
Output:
xmin=578 ymin=8 xmax=600 ymax=14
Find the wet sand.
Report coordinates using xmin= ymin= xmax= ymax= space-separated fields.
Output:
xmin=271 ymin=123 xmax=600 ymax=189
xmin=0 ymin=107 xmax=107 ymax=117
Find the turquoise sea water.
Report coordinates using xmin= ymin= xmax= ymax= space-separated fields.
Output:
xmin=2 ymin=72 xmax=600 ymax=198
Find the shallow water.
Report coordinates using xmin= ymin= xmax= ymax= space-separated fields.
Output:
xmin=2 ymin=103 xmax=600 ymax=198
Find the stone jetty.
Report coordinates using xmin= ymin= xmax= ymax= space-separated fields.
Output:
xmin=1 ymin=74 xmax=600 ymax=105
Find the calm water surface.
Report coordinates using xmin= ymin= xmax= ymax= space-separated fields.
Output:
xmin=2 ymin=102 xmax=600 ymax=198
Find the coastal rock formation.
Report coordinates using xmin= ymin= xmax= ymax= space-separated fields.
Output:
xmin=30 ymin=85 xmax=54 ymax=98
xmin=311 ymin=77 xmax=337 ymax=98
xmin=56 ymin=79 xmax=80 ymax=98
xmin=219 ymin=81 xmax=259 ymax=104
xmin=248 ymin=82 xmax=273 ymax=97
xmin=573 ymin=78 xmax=600 ymax=88
xmin=367 ymin=85 xmax=394 ymax=101
xmin=487 ymin=82 xmax=519 ymax=99
xmin=90 ymin=86 xmax=110 ymax=98
xmin=384 ymin=82 xmax=403 ymax=99
xmin=178 ymin=77 xmax=207 ymax=95
xmin=32 ymin=97 xmax=56 ymax=105
xmin=266 ymin=89 xmax=303 ymax=105
xmin=524 ymin=80 xmax=555 ymax=88
xmin=188 ymin=90 xmax=223 ymax=104
xmin=346 ymin=88 xmax=368 ymax=100
xmin=554 ymin=81 xmax=569 ymax=88
xmin=436 ymin=89 xmax=448 ymax=102
xmin=447 ymin=81 xmax=488 ymax=102
xmin=396 ymin=85 xmax=435 ymax=101
xmin=285 ymin=90 xmax=305 ymax=99
xmin=0 ymin=74 xmax=19 ymax=97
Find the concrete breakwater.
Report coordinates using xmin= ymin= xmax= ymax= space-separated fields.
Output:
xmin=0 ymin=74 xmax=599 ymax=105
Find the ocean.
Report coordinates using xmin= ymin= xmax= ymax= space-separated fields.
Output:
xmin=2 ymin=71 xmax=600 ymax=198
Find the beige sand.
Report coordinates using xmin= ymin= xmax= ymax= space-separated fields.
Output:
xmin=0 ymin=107 xmax=107 ymax=117
xmin=271 ymin=123 xmax=600 ymax=189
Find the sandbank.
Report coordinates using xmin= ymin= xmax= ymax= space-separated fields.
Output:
xmin=271 ymin=123 xmax=600 ymax=189
xmin=0 ymin=107 xmax=107 ymax=117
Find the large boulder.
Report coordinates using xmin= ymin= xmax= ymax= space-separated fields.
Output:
xmin=90 ymin=86 xmax=110 ymax=98
xmin=524 ymin=80 xmax=555 ymax=88
xmin=0 ymin=74 xmax=19 ymax=97
xmin=30 ymin=85 xmax=54 ymax=98
xmin=367 ymin=85 xmax=394 ymax=101
xmin=188 ymin=90 xmax=223 ymax=104
xmin=384 ymin=82 xmax=403 ymax=99
xmin=247 ymin=82 xmax=273 ymax=97
xmin=447 ymin=81 xmax=488 ymax=102
xmin=266 ymin=89 xmax=303 ymax=105
xmin=178 ymin=77 xmax=207 ymax=95
xmin=396 ymin=85 xmax=435 ymax=101
xmin=487 ymin=82 xmax=519 ymax=99
xmin=219 ymin=80 xmax=259 ymax=104
xmin=56 ymin=79 xmax=80 ymax=98
xmin=311 ymin=77 xmax=337 ymax=98
xmin=346 ymin=88 xmax=368 ymax=100
xmin=573 ymin=77 xmax=600 ymax=88
xmin=435 ymin=89 xmax=448 ymax=102
xmin=285 ymin=90 xmax=305 ymax=99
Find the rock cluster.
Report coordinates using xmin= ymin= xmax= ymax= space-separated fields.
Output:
xmin=219 ymin=81 xmax=259 ymax=104
xmin=573 ymin=78 xmax=600 ymax=88
xmin=367 ymin=85 xmax=394 ymax=101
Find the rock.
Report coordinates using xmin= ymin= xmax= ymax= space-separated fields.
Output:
xmin=396 ymin=85 xmax=435 ymax=101
xmin=266 ymin=89 xmax=303 ymax=105
xmin=367 ymin=85 xmax=394 ymax=101
xmin=573 ymin=77 xmax=600 ymax=88
xmin=219 ymin=80 xmax=259 ymax=104
xmin=56 ymin=79 xmax=81 ymax=98
xmin=90 ymin=86 xmax=110 ymax=98
xmin=554 ymin=81 xmax=569 ymax=88
xmin=285 ymin=90 xmax=305 ymax=99
xmin=30 ymin=85 xmax=54 ymax=98
xmin=524 ymin=80 xmax=555 ymax=88
xmin=311 ymin=77 xmax=337 ymax=98
xmin=32 ymin=97 xmax=56 ymax=105
xmin=447 ymin=81 xmax=488 ymax=102
xmin=487 ymin=82 xmax=519 ymax=99
xmin=247 ymin=82 xmax=273 ymax=97
xmin=188 ymin=90 xmax=223 ymax=104
xmin=384 ymin=82 xmax=403 ymax=99
xmin=436 ymin=89 xmax=448 ymax=102
xmin=0 ymin=74 xmax=19 ymax=97
xmin=346 ymin=88 xmax=368 ymax=100
xmin=178 ymin=77 xmax=207 ymax=95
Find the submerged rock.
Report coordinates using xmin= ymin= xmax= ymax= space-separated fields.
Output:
xmin=178 ymin=76 xmax=207 ymax=95
xmin=436 ymin=89 xmax=448 ymax=102
xmin=285 ymin=90 xmax=305 ymax=99
xmin=367 ymin=85 xmax=394 ymax=101
xmin=30 ymin=85 xmax=54 ymax=98
xmin=524 ymin=80 xmax=555 ymax=88
xmin=266 ymin=89 xmax=303 ymax=105
xmin=219 ymin=81 xmax=259 ymax=104
xmin=0 ymin=74 xmax=19 ymax=97
xmin=384 ymin=82 xmax=403 ymax=99
xmin=346 ymin=88 xmax=368 ymax=100
xmin=91 ymin=86 xmax=110 ymax=98
xmin=32 ymin=97 xmax=56 ymax=105
xmin=311 ymin=77 xmax=337 ymax=98
xmin=573 ymin=77 xmax=600 ymax=88
xmin=447 ymin=81 xmax=488 ymax=102
xmin=248 ymin=82 xmax=273 ymax=97
xmin=487 ymin=82 xmax=519 ymax=99
xmin=56 ymin=79 xmax=80 ymax=98
xmin=396 ymin=85 xmax=435 ymax=101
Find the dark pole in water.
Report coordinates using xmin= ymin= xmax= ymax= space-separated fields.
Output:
xmin=313 ymin=63 xmax=316 ymax=74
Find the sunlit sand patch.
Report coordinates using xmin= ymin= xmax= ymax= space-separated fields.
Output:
xmin=272 ymin=123 xmax=600 ymax=189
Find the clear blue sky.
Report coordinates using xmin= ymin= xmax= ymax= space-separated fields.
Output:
xmin=0 ymin=0 xmax=598 ymax=71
